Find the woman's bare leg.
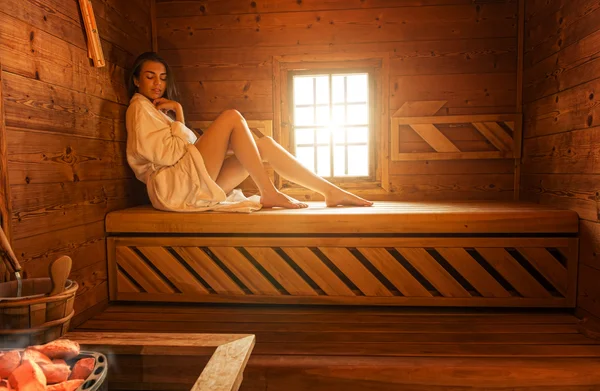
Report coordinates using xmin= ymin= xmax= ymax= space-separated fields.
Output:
xmin=194 ymin=110 xmax=306 ymax=209
xmin=215 ymin=156 xmax=249 ymax=194
xmin=254 ymin=136 xmax=372 ymax=207
xmin=212 ymin=135 xmax=372 ymax=207
xmin=216 ymin=156 xmax=309 ymax=207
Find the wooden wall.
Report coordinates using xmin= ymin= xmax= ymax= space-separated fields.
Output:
xmin=156 ymin=0 xmax=519 ymax=201
xmin=0 ymin=0 xmax=152 ymax=325
xmin=521 ymin=0 xmax=600 ymax=323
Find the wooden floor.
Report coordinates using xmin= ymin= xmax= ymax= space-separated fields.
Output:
xmin=77 ymin=304 xmax=600 ymax=390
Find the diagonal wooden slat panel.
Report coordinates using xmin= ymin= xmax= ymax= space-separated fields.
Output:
xmin=137 ymin=247 xmax=209 ymax=295
xmin=505 ymin=121 xmax=515 ymax=132
xmin=319 ymin=248 xmax=392 ymax=297
xmin=557 ymin=247 xmax=572 ymax=263
xmin=487 ymin=121 xmax=514 ymax=144
xmin=558 ymin=241 xmax=578 ymax=306
xmin=409 ymin=124 xmax=461 ymax=153
xmin=209 ymin=247 xmax=280 ymax=295
xmin=397 ymin=248 xmax=470 ymax=298
xmin=396 ymin=114 xmax=517 ymax=125
xmin=436 ymin=248 xmax=510 ymax=298
xmin=475 ymin=248 xmax=551 ymax=298
xmin=245 ymin=247 xmax=318 ymax=296
xmin=472 ymin=122 xmax=513 ymax=152
xmin=357 ymin=248 xmax=432 ymax=297
xmin=518 ymin=248 xmax=568 ymax=296
xmin=281 ymin=247 xmax=354 ymax=297
xmin=484 ymin=122 xmax=514 ymax=151
xmin=393 ymin=101 xmax=447 ymax=117
xmin=173 ymin=247 xmax=245 ymax=295
xmin=116 ymin=246 xmax=175 ymax=294
xmin=393 ymin=151 xmax=508 ymax=161
xmin=117 ymin=270 xmax=141 ymax=293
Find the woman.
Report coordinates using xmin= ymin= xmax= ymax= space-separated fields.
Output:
xmin=126 ymin=52 xmax=373 ymax=211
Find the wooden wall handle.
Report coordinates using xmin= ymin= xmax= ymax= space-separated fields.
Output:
xmin=78 ymin=0 xmax=105 ymax=67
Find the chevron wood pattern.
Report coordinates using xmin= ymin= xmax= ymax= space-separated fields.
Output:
xmin=108 ymin=237 xmax=578 ymax=307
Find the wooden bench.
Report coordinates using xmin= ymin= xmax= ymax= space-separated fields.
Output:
xmin=105 ymin=201 xmax=579 ymax=308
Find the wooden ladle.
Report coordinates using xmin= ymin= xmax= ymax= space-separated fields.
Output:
xmin=0 ymin=227 xmax=23 ymax=297
xmin=49 ymin=255 xmax=72 ymax=296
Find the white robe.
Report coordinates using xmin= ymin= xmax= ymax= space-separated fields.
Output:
xmin=125 ymin=93 xmax=261 ymax=212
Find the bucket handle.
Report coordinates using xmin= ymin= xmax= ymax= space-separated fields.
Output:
xmin=0 ymin=227 xmax=23 ymax=297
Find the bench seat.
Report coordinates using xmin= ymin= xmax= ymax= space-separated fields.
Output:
xmin=106 ymin=201 xmax=579 ymax=308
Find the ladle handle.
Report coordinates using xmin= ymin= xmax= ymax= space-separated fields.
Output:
xmin=49 ymin=256 xmax=72 ymax=296
xmin=0 ymin=227 xmax=22 ymax=273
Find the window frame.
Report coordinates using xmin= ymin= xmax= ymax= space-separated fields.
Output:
xmin=273 ymin=54 xmax=390 ymax=194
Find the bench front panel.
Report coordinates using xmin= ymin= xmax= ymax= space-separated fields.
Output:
xmin=107 ymin=236 xmax=578 ymax=307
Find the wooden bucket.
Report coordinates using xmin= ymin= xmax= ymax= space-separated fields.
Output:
xmin=0 ymin=228 xmax=78 ymax=347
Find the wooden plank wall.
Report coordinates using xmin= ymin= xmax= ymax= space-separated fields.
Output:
xmin=156 ymin=0 xmax=518 ymax=201
xmin=521 ymin=1 xmax=600 ymax=323
xmin=0 ymin=0 xmax=152 ymax=325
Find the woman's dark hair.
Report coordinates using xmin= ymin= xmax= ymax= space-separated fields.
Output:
xmin=128 ymin=52 xmax=180 ymax=101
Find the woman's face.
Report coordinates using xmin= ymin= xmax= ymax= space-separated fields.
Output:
xmin=134 ymin=60 xmax=167 ymax=100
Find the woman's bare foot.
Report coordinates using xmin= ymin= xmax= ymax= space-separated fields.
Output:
xmin=261 ymin=190 xmax=308 ymax=209
xmin=325 ymin=188 xmax=373 ymax=207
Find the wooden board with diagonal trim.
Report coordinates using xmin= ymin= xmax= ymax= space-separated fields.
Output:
xmin=106 ymin=201 xmax=578 ymax=307
xmin=390 ymin=101 xmax=522 ymax=161
xmin=107 ymin=237 xmax=578 ymax=307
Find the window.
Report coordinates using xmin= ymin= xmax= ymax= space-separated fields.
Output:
xmin=291 ymin=72 xmax=371 ymax=178
xmin=273 ymin=54 xmax=390 ymax=193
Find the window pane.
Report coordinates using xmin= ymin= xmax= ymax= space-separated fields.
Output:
xmin=347 ymin=127 xmax=368 ymax=143
xmin=316 ymin=76 xmax=329 ymax=105
xmin=292 ymin=71 xmax=371 ymax=179
xmin=332 ymin=105 xmax=345 ymax=126
xmin=333 ymin=127 xmax=345 ymax=144
xmin=347 ymin=145 xmax=369 ymax=176
xmin=316 ymin=146 xmax=330 ymax=177
xmin=294 ymin=106 xmax=314 ymax=126
xmin=316 ymin=128 xmax=330 ymax=144
xmin=316 ymin=105 xmax=330 ymax=126
xmin=332 ymin=75 xmax=345 ymax=103
xmin=294 ymin=77 xmax=313 ymax=105
xmin=296 ymin=147 xmax=315 ymax=172
xmin=295 ymin=128 xmax=314 ymax=145
xmin=346 ymin=74 xmax=368 ymax=103
xmin=347 ymin=104 xmax=368 ymax=125
xmin=334 ymin=146 xmax=346 ymax=176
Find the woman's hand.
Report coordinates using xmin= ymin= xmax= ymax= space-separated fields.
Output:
xmin=153 ymin=98 xmax=180 ymax=114
xmin=153 ymin=98 xmax=184 ymax=123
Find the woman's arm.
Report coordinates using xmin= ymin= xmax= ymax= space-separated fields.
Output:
xmin=154 ymin=98 xmax=185 ymax=124
xmin=174 ymin=103 xmax=185 ymax=124
xmin=153 ymin=98 xmax=202 ymax=142
xmin=129 ymin=104 xmax=190 ymax=167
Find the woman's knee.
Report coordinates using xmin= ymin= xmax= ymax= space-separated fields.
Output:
xmin=221 ymin=109 xmax=245 ymax=124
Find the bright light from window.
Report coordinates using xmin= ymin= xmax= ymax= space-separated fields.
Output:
xmin=293 ymin=73 xmax=369 ymax=177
